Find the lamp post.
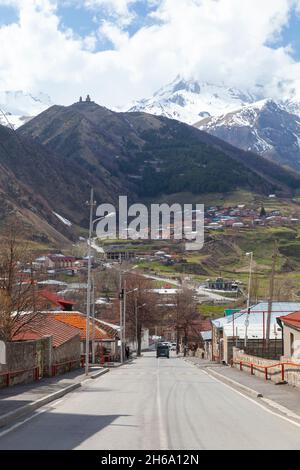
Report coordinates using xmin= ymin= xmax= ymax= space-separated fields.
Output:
xmin=85 ymin=188 xmax=95 ymax=376
xmin=91 ymin=275 xmax=96 ymax=364
xmin=244 ymin=251 xmax=253 ymax=348
xmin=135 ymin=301 xmax=146 ymax=357
xmin=85 ymin=188 xmax=114 ymax=375
xmin=123 ymin=286 xmax=138 ymax=359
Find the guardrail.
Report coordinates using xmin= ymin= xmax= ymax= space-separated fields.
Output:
xmin=232 ymin=359 xmax=300 ymax=382
xmin=0 ymin=366 xmax=40 ymax=387
xmin=52 ymin=358 xmax=84 ymax=377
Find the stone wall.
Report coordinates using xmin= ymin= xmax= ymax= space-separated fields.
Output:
xmin=232 ymin=348 xmax=300 ymax=389
xmin=223 ymin=336 xmax=282 ymax=364
xmin=0 ymin=335 xmax=81 ymax=388
xmin=0 ymin=337 xmax=51 ymax=388
xmin=52 ymin=336 xmax=81 ymax=375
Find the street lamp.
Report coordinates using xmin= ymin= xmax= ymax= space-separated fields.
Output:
xmin=135 ymin=300 xmax=146 ymax=356
xmin=85 ymin=188 xmax=114 ymax=375
xmin=244 ymin=251 xmax=253 ymax=348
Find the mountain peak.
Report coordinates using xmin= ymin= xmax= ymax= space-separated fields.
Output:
xmin=128 ymin=77 xmax=261 ymax=125
xmin=0 ymin=90 xmax=52 ymax=129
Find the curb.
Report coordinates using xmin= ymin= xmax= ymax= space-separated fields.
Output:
xmin=90 ymin=368 xmax=110 ymax=379
xmin=186 ymin=358 xmax=300 ymax=425
xmin=205 ymin=367 xmax=264 ymax=398
xmin=0 ymin=367 xmax=113 ymax=429
xmin=0 ymin=383 xmax=81 ymax=429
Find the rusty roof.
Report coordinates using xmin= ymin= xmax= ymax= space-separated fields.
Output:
xmin=51 ymin=312 xmax=117 ymax=341
xmin=13 ymin=315 xmax=80 ymax=347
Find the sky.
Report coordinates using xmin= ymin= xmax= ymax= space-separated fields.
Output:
xmin=0 ymin=0 xmax=300 ymax=108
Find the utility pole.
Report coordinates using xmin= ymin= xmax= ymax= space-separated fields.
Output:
xmin=119 ymin=270 xmax=124 ymax=364
xmin=244 ymin=252 xmax=253 ymax=348
xmin=85 ymin=187 xmax=95 ymax=375
xmin=266 ymin=242 xmax=277 ymax=352
xmin=123 ymin=279 xmax=127 ymax=353
xmin=135 ymin=297 xmax=138 ymax=355
xmin=91 ymin=275 xmax=96 ymax=364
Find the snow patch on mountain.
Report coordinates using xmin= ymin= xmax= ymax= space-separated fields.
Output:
xmin=128 ymin=76 xmax=262 ymax=125
xmin=53 ymin=211 xmax=72 ymax=227
xmin=0 ymin=91 xmax=52 ymax=129
xmin=197 ymin=99 xmax=300 ymax=171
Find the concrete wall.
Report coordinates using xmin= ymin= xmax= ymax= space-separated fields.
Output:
xmin=282 ymin=325 xmax=300 ymax=361
xmin=52 ymin=336 xmax=81 ymax=375
xmin=223 ymin=333 xmax=282 ymax=364
xmin=0 ymin=338 xmax=51 ymax=388
xmin=232 ymin=348 xmax=300 ymax=389
xmin=0 ymin=335 xmax=82 ymax=388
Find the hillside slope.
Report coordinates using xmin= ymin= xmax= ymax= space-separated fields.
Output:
xmin=196 ymin=100 xmax=300 ymax=172
xmin=18 ymin=100 xmax=300 ymax=214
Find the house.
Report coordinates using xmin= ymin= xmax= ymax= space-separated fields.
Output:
xmin=211 ymin=302 xmax=300 ymax=364
xmin=12 ymin=315 xmax=81 ymax=376
xmin=206 ymin=277 xmax=241 ymax=292
xmin=200 ymin=330 xmax=212 ymax=359
xmin=41 ymin=254 xmax=76 ymax=272
xmin=40 ymin=290 xmax=75 ymax=312
xmin=51 ymin=312 xmax=119 ymax=357
xmin=277 ymin=312 xmax=300 ymax=361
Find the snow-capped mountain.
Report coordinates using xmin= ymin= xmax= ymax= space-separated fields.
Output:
xmin=196 ymin=99 xmax=300 ymax=171
xmin=128 ymin=76 xmax=263 ymax=124
xmin=0 ymin=91 xmax=52 ymax=128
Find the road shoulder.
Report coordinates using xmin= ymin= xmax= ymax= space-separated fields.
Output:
xmin=185 ymin=357 xmax=300 ymax=426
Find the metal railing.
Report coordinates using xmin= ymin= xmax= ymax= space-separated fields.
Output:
xmin=0 ymin=366 xmax=40 ymax=387
xmin=52 ymin=358 xmax=84 ymax=377
xmin=232 ymin=359 xmax=300 ymax=382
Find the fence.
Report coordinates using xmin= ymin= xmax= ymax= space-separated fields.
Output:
xmin=0 ymin=366 xmax=40 ymax=388
xmin=51 ymin=358 xmax=84 ymax=377
xmin=231 ymin=349 xmax=300 ymax=388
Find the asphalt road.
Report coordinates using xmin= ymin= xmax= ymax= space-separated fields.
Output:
xmin=1 ymin=352 xmax=300 ymax=450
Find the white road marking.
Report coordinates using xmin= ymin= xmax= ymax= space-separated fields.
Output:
xmin=0 ymin=408 xmax=48 ymax=438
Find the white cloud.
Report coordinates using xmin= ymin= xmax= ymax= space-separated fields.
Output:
xmin=0 ymin=0 xmax=300 ymax=108
xmin=82 ymin=0 xmax=137 ymax=26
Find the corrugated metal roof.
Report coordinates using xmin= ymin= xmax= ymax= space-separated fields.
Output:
xmin=212 ymin=302 xmax=300 ymax=339
xmin=201 ymin=331 xmax=212 ymax=341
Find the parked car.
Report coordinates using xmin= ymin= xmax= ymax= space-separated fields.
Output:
xmin=156 ymin=343 xmax=170 ymax=358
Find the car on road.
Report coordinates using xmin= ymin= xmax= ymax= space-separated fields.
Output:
xmin=156 ymin=343 xmax=170 ymax=358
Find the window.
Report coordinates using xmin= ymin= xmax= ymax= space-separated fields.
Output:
xmin=290 ymin=332 xmax=295 ymax=357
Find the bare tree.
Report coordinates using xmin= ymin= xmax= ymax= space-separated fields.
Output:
xmin=173 ymin=288 xmax=198 ymax=356
xmin=0 ymin=224 xmax=45 ymax=342
xmin=109 ymin=274 xmax=160 ymax=356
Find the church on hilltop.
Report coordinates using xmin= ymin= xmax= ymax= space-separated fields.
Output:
xmin=78 ymin=95 xmax=93 ymax=103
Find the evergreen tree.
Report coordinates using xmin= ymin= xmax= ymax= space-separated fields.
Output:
xmin=260 ymin=205 xmax=266 ymax=218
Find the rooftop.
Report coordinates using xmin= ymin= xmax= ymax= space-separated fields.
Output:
xmin=212 ymin=302 xmax=300 ymax=339
xmin=13 ymin=315 xmax=80 ymax=347
xmin=278 ymin=311 xmax=300 ymax=331
xmin=51 ymin=312 xmax=117 ymax=341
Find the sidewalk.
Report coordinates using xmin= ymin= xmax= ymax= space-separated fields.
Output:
xmin=0 ymin=366 xmax=108 ymax=428
xmin=185 ymin=357 xmax=300 ymax=422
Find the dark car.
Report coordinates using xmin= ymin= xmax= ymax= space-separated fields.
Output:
xmin=156 ymin=344 xmax=170 ymax=358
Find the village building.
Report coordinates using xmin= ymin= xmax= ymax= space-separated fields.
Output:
xmin=11 ymin=315 xmax=81 ymax=378
xmin=211 ymin=302 xmax=300 ymax=364
xmin=40 ymin=290 xmax=76 ymax=312
xmin=51 ymin=312 xmax=119 ymax=359
xmin=277 ymin=311 xmax=300 ymax=361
